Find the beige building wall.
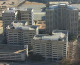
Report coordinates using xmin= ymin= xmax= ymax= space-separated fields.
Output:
xmin=0 ymin=44 xmax=28 ymax=61
xmin=2 ymin=9 xmax=18 ymax=35
xmin=0 ymin=52 xmax=26 ymax=61
xmin=46 ymin=4 xmax=79 ymax=35
xmin=32 ymin=30 xmax=68 ymax=61
xmin=20 ymin=9 xmax=34 ymax=25
xmin=6 ymin=21 xmax=38 ymax=46
xmin=33 ymin=40 xmax=67 ymax=60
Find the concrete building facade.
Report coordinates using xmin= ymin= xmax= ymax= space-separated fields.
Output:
xmin=2 ymin=8 xmax=18 ymax=36
xmin=6 ymin=20 xmax=38 ymax=46
xmin=32 ymin=30 xmax=68 ymax=61
xmin=17 ymin=8 xmax=34 ymax=25
xmin=46 ymin=3 xmax=79 ymax=35
xmin=0 ymin=44 xmax=28 ymax=61
xmin=2 ymin=8 xmax=34 ymax=36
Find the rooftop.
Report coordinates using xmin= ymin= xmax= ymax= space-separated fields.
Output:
xmin=48 ymin=3 xmax=78 ymax=10
xmin=0 ymin=49 xmax=26 ymax=54
xmin=0 ymin=44 xmax=25 ymax=53
xmin=6 ymin=20 xmax=38 ymax=30
xmin=2 ymin=7 xmax=16 ymax=13
xmin=14 ymin=49 xmax=26 ymax=53
xmin=2 ymin=7 xmax=33 ymax=13
xmin=2 ymin=9 xmax=17 ymax=13
xmin=52 ymin=30 xmax=68 ymax=35
xmin=48 ymin=1 xmax=69 ymax=5
xmin=33 ymin=30 xmax=68 ymax=41
xmin=16 ymin=8 xmax=33 ymax=11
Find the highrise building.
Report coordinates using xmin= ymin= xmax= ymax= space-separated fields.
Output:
xmin=2 ymin=8 xmax=18 ymax=36
xmin=2 ymin=8 xmax=34 ymax=36
xmin=17 ymin=8 xmax=34 ymax=25
xmin=46 ymin=3 xmax=79 ymax=35
xmin=32 ymin=30 xmax=68 ymax=61
xmin=6 ymin=20 xmax=38 ymax=46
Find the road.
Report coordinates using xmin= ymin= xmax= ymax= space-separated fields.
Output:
xmin=0 ymin=61 xmax=60 ymax=65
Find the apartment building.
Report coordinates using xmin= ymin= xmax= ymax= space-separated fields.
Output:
xmin=2 ymin=8 xmax=18 ymax=36
xmin=46 ymin=3 xmax=79 ymax=35
xmin=17 ymin=8 xmax=34 ymax=25
xmin=0 ymin=44 xmax=28 ymax=61
xmin=32 ymin=30 xmax=68 ymax=61
xmin=6 ymin=20 xmax=38 ymax=46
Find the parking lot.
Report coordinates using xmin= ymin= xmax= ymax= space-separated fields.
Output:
xmin=19 ymin=1 xmax=45 ymax=20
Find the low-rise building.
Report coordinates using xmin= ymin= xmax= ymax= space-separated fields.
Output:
xmin=32 ymin=30 xmax=68 ymax=61
xmin=0 ymin=44 xmax=28 ymax=61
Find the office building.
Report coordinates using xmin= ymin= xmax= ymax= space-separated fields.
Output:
xmin=2 ymin=8 xmax=18 ymax=35
xmin=32 ymin=30 xmax=68 ymax=61
xmin=0 ymin=44 xmax=28 ymax=61
xmin=6 ymin=20 xmax=38 ymax=46
xmin=17 ymin=8 xmax=34 ymax=25
xmin=2 ymin=8 xmax=34 ymax=35
xmin=46 ymin=3 xmax=79 ymax=35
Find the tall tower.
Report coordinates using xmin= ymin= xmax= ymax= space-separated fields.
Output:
xmin=2 ymin=8 xmax=18 ymax=36
xmin=18 ymin=8 xmax=34 ymax=25
xmin=46 ymin=3 xmax=79 ymax=35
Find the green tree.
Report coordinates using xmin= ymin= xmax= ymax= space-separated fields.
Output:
xmin=3 ymin=2 xmax=6 ymax=4
xmin=59 ymin=58 xmax=72 ymax=65
xmin=68 ymin=34 xmax=77 ymax=41
xmin=12 ymin=2 xmax=14 ymax=5
xmin=34 ymin=20 xmax=37 ymax=24
xmin=29 ymin=52 xmax=44 ymax=61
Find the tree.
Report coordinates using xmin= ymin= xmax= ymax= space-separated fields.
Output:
xmin=72 ymin=59 xmax=80 ymax=65
xmin=31 ymin=54 xmax=44 ymax=61
xmin=68 ymin=34 xmax=77 ymax=41
xmin=59 ymin=58 xmax=72 ymax=65
xmin=29 ymin=52 xmax=44 ymax=61
xmin=34 ymin=20 xmax=37 ymax=24
xmin=3 ymin=2 xmax=6 ymax=4
xmin=12 ymin=2 xmax=14 ymax=5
